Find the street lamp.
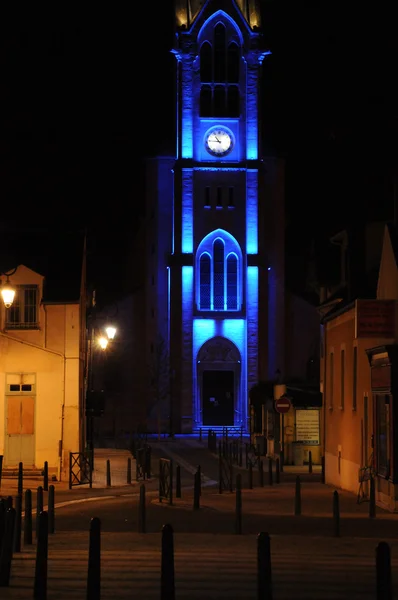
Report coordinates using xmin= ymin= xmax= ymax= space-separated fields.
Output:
xmin=0 ymin=267 xmax=17 ymax=308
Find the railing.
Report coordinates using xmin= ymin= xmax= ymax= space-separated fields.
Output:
xmin=69 ymin=452 xmax=92 ymax=489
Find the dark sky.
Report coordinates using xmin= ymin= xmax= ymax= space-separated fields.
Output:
xmin=1 ymin=2 xmax=397 ymax=299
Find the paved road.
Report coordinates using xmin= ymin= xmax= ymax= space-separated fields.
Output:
xmin=5 ymin=531 xmax=398 ymax=599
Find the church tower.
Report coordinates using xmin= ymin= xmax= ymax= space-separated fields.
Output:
xmin=144 ymin=0 xmax=285 ymax=434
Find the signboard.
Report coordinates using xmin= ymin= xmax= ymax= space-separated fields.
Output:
xmin=355 ymin=300 xmax=395 ymax=338
xmin=295 ymin=409 xmax=320 ymax=444
xmin=275 ymin=396 xmax=291 ymax=414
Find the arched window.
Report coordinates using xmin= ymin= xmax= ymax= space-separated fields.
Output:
xmin=196 ymin=229 xmax=242 ymax=312
xmin=227 ymin=42 xmax=240 ymax=83
xmin=200 ymin=42 xmax=212 ymax=82
xmin=199 ymin=253 xmax=211 ymax=310
xmin=198 ymin=18 xmax=241 ymax=118
xmin=227 ymin=254 xmax=238 ymax=309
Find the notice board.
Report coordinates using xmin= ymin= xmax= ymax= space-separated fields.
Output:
xmin=295 ymin=409 xmax=320 ymax=444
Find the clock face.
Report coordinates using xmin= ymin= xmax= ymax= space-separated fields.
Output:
xmin=205 ymin=128 xmax=233 ymax=156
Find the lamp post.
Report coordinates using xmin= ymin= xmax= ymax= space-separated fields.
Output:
xmin=85 ymin=293 xmax=117 ymax=464
xmin=0 ymin=267 xmax=17 ymax=308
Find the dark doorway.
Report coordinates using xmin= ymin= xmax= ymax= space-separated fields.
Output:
xmin=202 ymin=370 xmax=234 ymax=426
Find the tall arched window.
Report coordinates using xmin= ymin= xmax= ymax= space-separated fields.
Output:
xmin=199 ymin=253 xmax=211 ymax=309
xmin=196 ymin=229 xmax=242 ymax=312
xmin=198 ymin=18 xmax=242 ymax=118
xmin=213 ymin=239 xmax=225 ymax=309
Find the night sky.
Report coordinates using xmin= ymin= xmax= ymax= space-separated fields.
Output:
xmin=1 ymin=3 xmax=397 ymax=301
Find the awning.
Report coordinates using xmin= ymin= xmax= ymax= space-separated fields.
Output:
xmin=285 ymin=385 xmax=322 ymax=408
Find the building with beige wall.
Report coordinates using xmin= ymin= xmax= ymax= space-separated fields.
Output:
xmin=0 ymin=253 xmax=86 ymax=480
xmin=321 ymin=222 xmax=398 ymax=510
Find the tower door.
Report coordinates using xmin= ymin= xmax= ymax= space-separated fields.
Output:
xmin=5 ymin=395 xmax=35 ymax=466
xmin=202 ymin=370 xmax=234 ymax=426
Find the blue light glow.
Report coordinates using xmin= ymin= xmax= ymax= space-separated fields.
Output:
xmin=181 ymin=169 xmax=193 ymax=253
xmin=182 ymin=265 xmax=194 ymax=299
xmin=246 ymin=170 xmax=258 ymax=254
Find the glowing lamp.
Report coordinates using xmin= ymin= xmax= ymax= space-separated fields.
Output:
xmin=105 ymin=326 xmax=117 ymax=340
xmin=1 ymin=280 xmax=16 ymax=308
xmin=98 ymin=337 xmax=108 ymax=350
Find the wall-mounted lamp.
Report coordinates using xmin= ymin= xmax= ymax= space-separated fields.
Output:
xmin=0 ymin=267 xmax=17 ymax=308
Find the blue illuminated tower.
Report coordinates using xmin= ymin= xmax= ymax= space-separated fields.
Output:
xmin=145 ymin=0 xmax=285 ymax=434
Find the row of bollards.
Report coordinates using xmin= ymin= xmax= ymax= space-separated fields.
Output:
xmin=103 ymin=455 xmax=152 ymax=488
xmin=87 ymin=517 xmax=393 ymax=600
xmin=0 ymin=484 xmax=56 ymax=592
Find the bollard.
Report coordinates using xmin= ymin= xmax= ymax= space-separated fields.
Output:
xmin=193 ymin=471 xmax=200 ymax=510
xmin=13 ymin=494 xmax=22 ymax=553
xmin=127 ymin=458 xmax=132 ymax=485
xmin=369 ymin=476 xmax=376 ymax=518
xmin=24 ymin=489 xmax=33 ymax=545
xmin=18 ymin=461 xmax=23 ymax=498
xmin=0 ymin=500 xmax=5 ymax=550
xmin=235 ymin=474 xmax=242 ymax=534
xmin=259 ymin=461 xmax=264 ymax=487
xmin=248 ymin=462 xmax=253 ymax=490
xmin=218 ymin=445 xmax=223 ymax=494
xmin=161 ymin=524 xmax=175 ymax=600
xmin=106 ymin=459 xmax=111 ymax=487
xmin=87 ymin=517 xmax=101 ymax=600
xmin=145 ymin=447 xmax=152 ymax=479
xmin=275 ymin=459 xmax=280 ymax=484
xmin=48 ymin=485 xmax=55 ymax=534
xmin=257 ymin=532 xmax=273 ymax=600
xmin=36 ymin=486 xmax=44 ymax=538
xmin=176 ymin=465 xmax=181 ymax=499
xmin=294 ymin=476 xmax=301 ymax=516
xmin=308 ymin=451 xmax=312 ymax=474
xmin=197 ymin=464 xmax=202 ymax=496
xmin=138 ymin=484 xmax=146 ymax=533
xmin=268 ymin=458 xmax=273 ymax=486
xmin=239 ymin=444 xmax=243 ymax=467
xmin=199 ymin=427 xmax=202 ymax=442
xmin=43 ymin=461 xmax=49 ymax=492
xmin=333 ymin=490 xmax=340 ymax=537
xmin=376 ymin=541 xmax=392 ymax=600
xmin=321 ymin=455 xmax=325 ymax=484
xmin=0 ymin=507 xmax=16 ymax=587
xmin=34 ymin=511 xmax=48 ymax=600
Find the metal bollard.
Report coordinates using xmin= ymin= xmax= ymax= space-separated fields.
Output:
xmin=127 ymin=458 xmax=132 ymax=485
xmin=34 ymin=511 xmax=48 ymax=599
xmin=235 ymin=474 xmax=242 ymax=534
xmin=24 ymin=489 xmax=33 ymax=545
xmin=376 ymin=541 xmax=392 ymax=600
xmin=294 ymin=476 xmax=301 ymax=516
xmin=48 ymin=485 xmax=55 ymax=534
xmin=18 ymin=462 xmax=23 ymax=498
xmin=106 ymin=459 xmax=111 ymax=487
xmin=0 ymin=508 xmax=16 ymax=587
xmin=13 ymin=494 xmax=22 ymax=553
xmin=176 ymin=465 xmax=181 ymax=499
xmin=308 ymin=450 xmax=313 ymax=474
xmin=87 ymin=517 xmax=101 ymax=600
xmin=36 ymin=486 xmax=43 ymax=538
xmin=138 ymin=484 xmax=146 ymax=533
xmin=43 ymin=461 xmax=49 ymax=492
xmin=161 ymin=524 xmax=175 ymax=600
xmin=257 ymin=532 xmax=273 ymax=599
xmin=369 ymin=476 xmax=376 ymax=518
xmin=333 ymin=490 xmax=340 ymax=537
